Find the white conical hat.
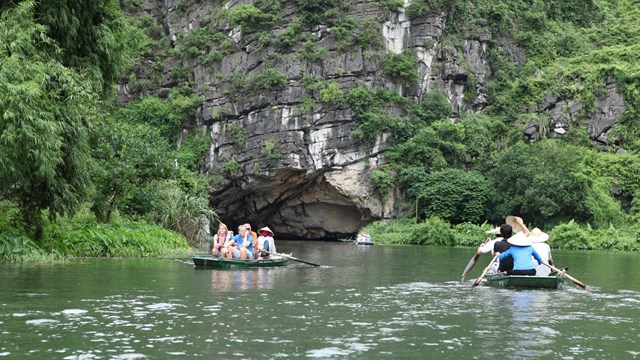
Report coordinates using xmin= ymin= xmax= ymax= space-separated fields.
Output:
xmin=258 ymin=227 xmax=274 ymax=236
xmin=528 ymin=227 xmax=549 ymax=243
xmin=507 ymin=231 xmax=532 ymax=246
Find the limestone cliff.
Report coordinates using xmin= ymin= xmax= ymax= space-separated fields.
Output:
xmin=119 ymin=0 xmax=626 ymax=239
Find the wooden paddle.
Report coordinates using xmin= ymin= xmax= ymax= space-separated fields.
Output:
xmin=266 ymin=251 xmax=320 ymax=266
xmin=471 ymin=254 xmax=498 ymax=287
xmin=461 ymin=253 xmax=480 ymax=281
xmin=544 ymin=263 xmax=592 ymax=291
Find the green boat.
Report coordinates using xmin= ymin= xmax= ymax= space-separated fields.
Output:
xmin=192 ymin=254 xmax=289 ymax=269
xmin=484 ymin=274 xmax=565 ymax=289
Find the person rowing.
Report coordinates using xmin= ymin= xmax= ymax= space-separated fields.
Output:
xmin=495 ymin=231 xmax=543 ymax=276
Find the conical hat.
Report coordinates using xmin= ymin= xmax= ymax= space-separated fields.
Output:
xmin=507 ymin=231 xmax=532 ymax=246
xmin=528 ymin=227 xmax=549 ymax=243
xmin=258 ymin=227 xmax=274 ymax=236
xmin=505 ymin=216 xmax=524 ymax=234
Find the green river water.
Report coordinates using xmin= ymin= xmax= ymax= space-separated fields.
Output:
xmin=1 ymin=241 xmax=638 ymax=359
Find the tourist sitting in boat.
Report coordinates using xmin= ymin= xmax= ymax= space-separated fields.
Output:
xmin=257 ymin=227 xmax=276 ymax=258
xmin=477 ymin=226 xmax=503 ymax=272
xmin=494 ymin=216 xmax=530 ymax=273
xmin=529 ymin=228 xmax=555 ymax=276
xmin=496 ymin=231 xmax=543 ymax=276
xmin=244 ymin=223 xmax=259 ymax=258
xmin=211 ymin=223 xmax=233 ymax=257
xmin=227 ymin=225 xmax=254 ymax=260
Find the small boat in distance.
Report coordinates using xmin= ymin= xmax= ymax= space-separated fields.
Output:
xmin=484 ymin=273 xmax=565 ymax=289
xmin=355 ymin=232 xmax=373 ymax=245
xmin=192 ymin=254 xmax=289 ymax=269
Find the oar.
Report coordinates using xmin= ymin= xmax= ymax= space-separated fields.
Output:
xmin=461 ymin=253 xmax=480 ymax=281
xmin=471 ymin=254 xmax=498 ymax=287
xmin=266 ymin=251 xmax=320 ymax=266
xmin=544 ymin=263 xmax=592 ymax=291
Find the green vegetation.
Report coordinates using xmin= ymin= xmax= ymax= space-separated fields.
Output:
xmin=261 ymin=140 xmax=283 ymax=167
xmin=4 ymin=0 xmax=640 ymax=261
xmin=0 ymin=1 xmax=216 ymax=262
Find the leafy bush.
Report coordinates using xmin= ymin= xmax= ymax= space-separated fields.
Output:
xmin=0 ymin=233 xmax=42 ymax=261
xmin=261 ymin=139 xmax=282 ymax=167
xmin=414 ymin=169 xmax=490 ymax=224
xmin=222 ymin=157 xmax=241 ymax=177
xmin=453 ymin=222 xmax=492 ymax=247
xmin=248 ymin=67 xmax=287 ymax=91
xmin=227 ymin=123 xmax=247 ymax=148
xmin=320 ymin=82 xmax=344 ymax=106
xmin=226 ymin=4 xmax=275 ymax=33
xmin=381 ymin=51 xmax=419 ymax=86
xmin=548 ymin=220 xmax=591 ymax=250
xmin=412 ymin=91 xmax=452 ymax=124
xmin=409 ymin=217 xmax=456 ymax=245
xmin=370 ymin=169 xmax=395 ymax=201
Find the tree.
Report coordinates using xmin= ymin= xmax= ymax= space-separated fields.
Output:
xmin=488 ymin=140 xmax=622 ymax=227
xmin=413 ymin=169 xmax=490 ymax=224
xmin=90 ymin=117 xmax=176 ymax=223
xmin=0 ymin=1 xmax=134 ymax=239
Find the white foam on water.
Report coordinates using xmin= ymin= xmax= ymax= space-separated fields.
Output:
xmin=25 ymin=319 xmax=58 ymax=325
xmin=61 ymin=309 xmax=89 ymax=316
xmin=306 ymin=347 xmax=351 ymax=358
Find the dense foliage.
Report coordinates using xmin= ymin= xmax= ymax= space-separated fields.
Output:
xmin=3 ymin=0 xmax=640 ymax=260
xmin=0 ymin=1 xmax=216 ymax=260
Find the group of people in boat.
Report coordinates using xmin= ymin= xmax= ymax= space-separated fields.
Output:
xmin=476 ymin=216 xmax=554 ymax=276
xmin=209 ymin=222 xmax=277 ymax=260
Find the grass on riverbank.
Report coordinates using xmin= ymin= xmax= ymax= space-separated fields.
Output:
xmin=0 ymin=207 xmax=194 ymax=262
xmin=361 ymin=217 xmax=640 ymax=251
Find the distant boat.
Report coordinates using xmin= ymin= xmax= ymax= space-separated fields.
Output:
xmin=192 ymin=254 xmax=289 ymax=269
xmin=355 ymin=232 xmax=373 ymax=245
xmin=484 ymin=274 xmax=565 ymax=289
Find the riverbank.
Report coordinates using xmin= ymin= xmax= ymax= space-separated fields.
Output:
xmin=0 ymin=212 xmax=193 ymax=262
xmin=360 ymin=217 xmax=640 ymax=251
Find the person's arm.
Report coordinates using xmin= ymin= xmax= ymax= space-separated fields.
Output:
xmin=243 ymin=234 xmax=251 ymax=249
xmin=514 ymin=216 xmax=530 ymax=236
xmin=497 ymin=248 xmax=511 ymax=261
xmin=532 ymin=248 xmax=543 ymax=265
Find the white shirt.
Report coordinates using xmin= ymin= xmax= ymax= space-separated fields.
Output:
xmin=258 ymin=235 xmax=276 ymax=254
xmin=532 ymin=242 xmax=552 ymax=276
xmin=478 ymin=238 xmax=501 ymax=254
xmin=478 ymin=238 xmax=501 ymax=273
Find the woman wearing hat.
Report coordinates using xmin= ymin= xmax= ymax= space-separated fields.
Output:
xmin=496 ymin=231 xmax=544 ymax=276
xmin=529 ymin=228 xmax=554 ymax=276
xmin=257 ymin=227 xmax=276 ymax=258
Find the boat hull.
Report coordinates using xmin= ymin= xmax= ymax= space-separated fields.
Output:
xmin=192 ymin=254 xmax=289 ymax=269
xmin=355 ymin=234 xmax=373 ymax=245
xmin=484 ymin=274 xmax=565 ymax=289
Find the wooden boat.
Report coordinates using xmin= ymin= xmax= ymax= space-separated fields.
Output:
xmin=355 ymin=232 xmax=373 ymax=245
xmin=484 ymin=273 xmax=565 ymax=289
xmin=192 ymin=254 xmax=289 ymax=269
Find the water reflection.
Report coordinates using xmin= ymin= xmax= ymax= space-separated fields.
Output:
xmin=206 ymin=268 xmax=282 ymax=292
xmin=508 ymin=290 xmax=556 ymax=358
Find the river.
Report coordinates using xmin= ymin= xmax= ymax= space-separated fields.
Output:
xmin=0 ymin=241 xmax=638 ymax=359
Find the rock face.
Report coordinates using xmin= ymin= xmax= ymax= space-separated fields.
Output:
xmin=122 ymin=1 xmax=626 ymax=239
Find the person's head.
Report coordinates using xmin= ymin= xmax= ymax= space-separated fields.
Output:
xmin=244 ymin=223 xmax=252 ymax=232
xmin=218 ymin=223 xmax=228 ymax=233
xmin=259 ymin=227 xmax=274 ymax=237
xmin=500 ymin=224 xmax=512 ymax=239
xmin=238 ymin=225 xmax=247 ymax=234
